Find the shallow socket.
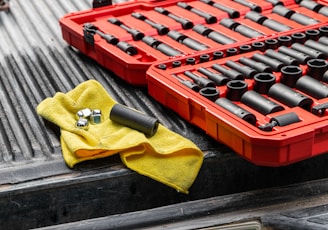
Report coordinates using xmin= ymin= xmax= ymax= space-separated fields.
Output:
xmin=226 ymin=80 xmax=248 ymax=101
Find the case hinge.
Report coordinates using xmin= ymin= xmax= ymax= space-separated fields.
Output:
xmin=93 ymin=0 xmax=112 ymax=8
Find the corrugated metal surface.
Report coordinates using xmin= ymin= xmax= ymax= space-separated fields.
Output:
xmin=0 ymin=0 xmax=91 ymax=165
xmin=0 ymin=0 xmax=226 ymax=182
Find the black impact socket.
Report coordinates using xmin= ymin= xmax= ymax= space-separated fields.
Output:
xmin=172 ymin=61 xmax=182 ymax=68
xmin=299 ymin=0 xmax=328 ymax=17
xmin=272 ymin=5 xmax=319 ymax=25
xmin=98 ymin=32 xmax=119 ymax=44
xmin=265 ymin=49 xmax=299 ymax=66
xmin=142 ymin=36 xmax=183 ymax=56
xmin=253 ymin=72 xmax=276 ymax=94
xmin=323 ymin=70 xmax=328 ymax=83
xmin=239 ymin=44 xmax=253 ymax=53
xmin=215 ymin=97 xmax=257 ymax=125
xmin=278 ymin=35 xmax=292 ymax=46
xmin=131 ymin=12 xmax=169 ymax=35
xmin=291 ymin=43 xmax=326 ymax=59
xmin=226 ymin=48 xmax=238 ymax=56
xmin=319 ymin=26 xmax=328 ymax=37
xmin=290 ymin=11 xmax=320 ymax=26
xmin=200 ymin=54 xmax=211 ymax=63
xmin=239 ymin=57 xmax=273 ymax=73
xmin=192 ymin=24 xmax=236 ymax=44
xmin=225 ymin=60 xmax=257 ymax=79
xmin=305 ymin=29 xmax=320 ymax=41
xmin=241 ymin=90 xmax=284 ymax=115
xmin=280 ymin=65 xmax=303 ymax=88
xmin=226 ymin=80 xmax=248 ymax=101
xmin=271 ymin=112 xmax=300 ymax=126
xmin=172 ymin=74 xmax=201 ymax=92
xmin=157 ymin=64 xmax=167 ymax=70
xmin=177 ymin=2 xmax=217 ymax=24
xmin=265 ymin=39 xmax=279 ymax=50
xmin=200 ymin=0 xmax=240 ymax=18
xmin=220 ymin=18 xmax=264 ymax=38
xmin=258 ymin=112 xmax=301 ymax=131
xmin=197 ymin=67 xmax=230 ymax=86
xmin=213 ymin=51 xmax=225 ymax=60
xmin=299 ymin=0 xmax=322 ymax=12
xmin=318 ymin=36 xmax=328 ymax=46
xmin=251 ymin=42 xmax=266 ymax=52
xmin=278 ymin=46 xmax=311 ymax=65
xmin=108 ymin=18 xmax=144 ymax=41
xmin=233 ymin=0 xmax=262 ymax=12
xmin=154 ymin=7 xmax=194 ymax=29
xmin=304 ymin=40 xmax=328 ymax=58
xmin=116 ymin=41 xmax=139 ymax=56
xmin=212 ymin=63 xmax=244 ymax=80
xmin=291 ymin=32 xmax=307 ymax=44
xmin=296 ymin=75 xmax=328 ymax=99
xmin=110 ymin=104 xmax=159 ymax=137
xmin=306 ymin=59 xmax=328 ymax=80
xmin=272 ymin=4 xmax=294 ymax=18
xmin=184 ymin=71 xmax=216 ymax=88
xmin=199 ymin=87 xmax=220 ymax=101
xmin=245 ymin=11 xmax=292 ymax=32
xmin=186 ymin=57 xmax=196 ymax=65
xmin=167 ymin=30 xmax=209 ymax=51
xmin=252 ymin=53 xmax=285 ymax=72
xmin=266 ymin=0 xmax=284 ymax=6
xmin=268 ymin=83 xmax=314 ymax=111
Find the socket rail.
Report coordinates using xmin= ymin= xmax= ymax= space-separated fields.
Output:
xmin=61 ymin=0 xmax=328 ymax=166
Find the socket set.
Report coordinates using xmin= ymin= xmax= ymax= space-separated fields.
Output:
xmin=61 ymin=0 xmax=328 ymax=166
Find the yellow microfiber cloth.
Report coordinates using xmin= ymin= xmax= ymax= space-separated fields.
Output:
xmin=36 ymin=80 xmax=204 ymax=193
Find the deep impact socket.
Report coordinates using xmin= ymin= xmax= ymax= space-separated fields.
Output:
xmin=272 ymin=5 xmax=319 ymax=25
xmin=131 ymin=12 xmax=169 ymax=35
xmin=220 ymin=18 xmax=264 ymax=38
xmin=299 ymin=0 xmax=328 ymax=17
xmin=177 ymin=2 xmax=217 ymax=24
xmin=167 ymin=30 xmax=209 ymax=51
xmin=192 ymin=24 xmax=236 ymax=45
xmin=233 ymin=0 xmax=262 ymax=12
xmin=154 ymin=7 xmax=194 ymax=29
xmin=245 ymin=11 xmax=292 ymax=32
xmin=142 ymin=36 xmax=183 ymax=56
xmin=200 ymin=0 xmax=240 ymax=18
xmin=215 ymin=98 xmax=257 ymax=125
xmin=183 ymin=71 xmax=216 ymax=88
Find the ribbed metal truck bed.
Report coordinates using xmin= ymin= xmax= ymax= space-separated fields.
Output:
xmin=1 ymin=0 xmax=328 ymax=229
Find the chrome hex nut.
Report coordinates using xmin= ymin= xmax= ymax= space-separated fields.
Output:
xmin=75 ymin=118 xmax=89 ymax=130
xmin=90 ymin=109 xmax=102 ymax=124
xmin=76 ymin=108 xmax=92 ymax=120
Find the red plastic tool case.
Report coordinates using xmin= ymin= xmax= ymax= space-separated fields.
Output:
xmin=60 ymin=0 xmax=328 ymax=166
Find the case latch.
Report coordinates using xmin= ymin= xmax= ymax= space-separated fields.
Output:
xmin=83 ymin=24 xmax=96 ymax=45
xmin=312 ymin=102 xmax=328 ymax=116
xmin=93 ymin=0 xmax=112 ymax=8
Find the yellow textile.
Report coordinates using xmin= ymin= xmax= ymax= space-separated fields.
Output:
xmin=36 ymin=80 xmax=203 ymax=193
